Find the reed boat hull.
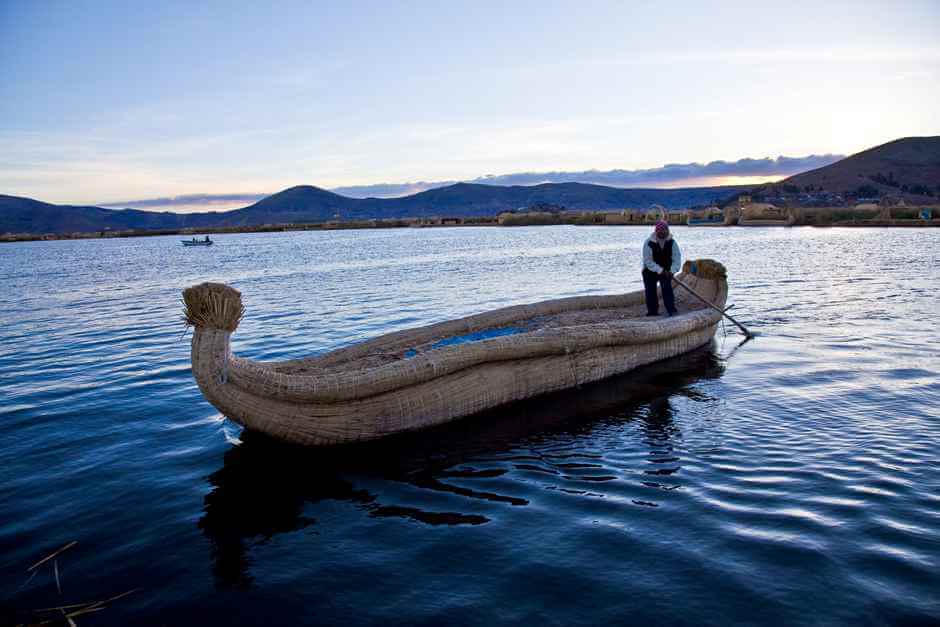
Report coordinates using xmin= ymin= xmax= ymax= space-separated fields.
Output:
xmin=185 ymin=259 xmax=729 ymax=446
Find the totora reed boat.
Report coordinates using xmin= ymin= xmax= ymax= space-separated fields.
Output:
xmin=183 ymin=259 xmax=728 ymax=446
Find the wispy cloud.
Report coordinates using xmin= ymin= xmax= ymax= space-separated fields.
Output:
xmin=99 ymin=193 xmax=268 ymax=212
xmin=332 ymin=154 xmax=842 ymax=198
xmin=466 ymin=155 xmax=843 ymax=188
xmin=616 ymin=46 xmax=940 ymax=66
xmin=331 ymin=182 xmax=451 ymax=198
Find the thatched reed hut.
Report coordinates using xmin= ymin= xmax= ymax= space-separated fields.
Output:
xmin=644 ymin=205 xmax=667 ymax=223
xmin=723 ymin=206 xmax=740 ymax=225
xmin=688 ymin=206 xmax=724 ymax=226
xmin=738 ymin=203 xmax=792 ymax=226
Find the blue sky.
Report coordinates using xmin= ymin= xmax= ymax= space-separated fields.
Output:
xmin=1 ymin=0 xmax=938 ymax=211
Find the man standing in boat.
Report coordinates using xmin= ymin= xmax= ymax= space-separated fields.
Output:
xmin=642 ymin=220 xmax=682 ymax=316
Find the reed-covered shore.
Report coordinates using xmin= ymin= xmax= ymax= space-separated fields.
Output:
xmin=3 ymin=205 xmax=939 ymax=242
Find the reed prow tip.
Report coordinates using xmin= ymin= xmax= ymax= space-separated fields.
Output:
xmin=182 ymin=282 xmax=244 ymax=332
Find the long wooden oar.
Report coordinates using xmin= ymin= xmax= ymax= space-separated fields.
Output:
xmin=672 ymin=276 xmax=755 ymax=339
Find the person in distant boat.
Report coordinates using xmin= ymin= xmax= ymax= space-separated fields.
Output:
xmin=642 ymin=220 xmax=682 ymax=316
xmin=204 ymin=235 xmax=210 ymax=242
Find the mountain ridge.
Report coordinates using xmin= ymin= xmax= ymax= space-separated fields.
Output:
xmin=0 ymin=183 xmax=749 ymax=234
xmin=773 ymin=136 xmax=940 ymax=199
xmin=5 ymin=137 xmax=938 ymax=235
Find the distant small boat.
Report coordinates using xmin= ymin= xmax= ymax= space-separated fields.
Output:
xmin=182 ymin=238 xmax=213 ymax=246
xmin=183 ymin=259 xmax=729 ymax=446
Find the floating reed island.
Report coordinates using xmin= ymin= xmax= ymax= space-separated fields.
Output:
xmin=183 ymin=259 xmax=729 ymax=446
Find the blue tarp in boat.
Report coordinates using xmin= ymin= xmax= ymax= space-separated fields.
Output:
xmin=405 ymin=326 xmax=525 ymax=358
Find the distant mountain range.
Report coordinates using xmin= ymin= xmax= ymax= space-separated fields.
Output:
xmin=2 ymin=136 xmax=938 ymax=235
xmin=770 ymin=136 xmax=940 ymax=199
xmin=0 ymin=195 xmax=219 ymax=235
xmin=0 ymin=183 xmax=749 ymax=235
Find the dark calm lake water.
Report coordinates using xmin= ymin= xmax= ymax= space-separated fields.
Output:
xmin=1 ymin=226 xmax=938 ymax=625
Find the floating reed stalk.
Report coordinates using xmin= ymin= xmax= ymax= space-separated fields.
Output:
xmin=21 ymin=539 xmax=139 ymax=626
xmin=28 ymin=541 xmax=77 ymax=572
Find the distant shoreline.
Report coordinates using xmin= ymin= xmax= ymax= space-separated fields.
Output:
xmin=0 ymin=218 xmax=495 ymax=243
xmin=3 ymin=214 xmax=939 ymax=243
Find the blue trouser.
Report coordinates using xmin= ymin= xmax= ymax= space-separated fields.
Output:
xmin=642 ymin=269 xmax=676 ymax=315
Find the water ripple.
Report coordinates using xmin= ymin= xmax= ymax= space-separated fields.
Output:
xmin=1 ymin=227 xmax=939 ymax=625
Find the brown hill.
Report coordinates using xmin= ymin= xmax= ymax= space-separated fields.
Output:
xmin=775 ymin=136 xmax=940 ymax=201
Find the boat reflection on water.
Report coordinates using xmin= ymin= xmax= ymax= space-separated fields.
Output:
xmin=636 ymin=396 xmax=682 ymax=501
xmin=199 ymin=341 xmax=729 ymax=587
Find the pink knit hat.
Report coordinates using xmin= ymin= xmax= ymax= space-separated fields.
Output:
xmin=654 ymin=220 xmax=669 ymax=236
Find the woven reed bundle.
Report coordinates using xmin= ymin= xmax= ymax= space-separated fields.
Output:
xmin=184 ymin=259 xmax=729 ymax=445
xmin=739 ymin=203 xmax=785 ymax=220
xmin=683 ymin=259 xmax=725 ymax=280
xmin=182 ymin=283 xmax=244 ymax=332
